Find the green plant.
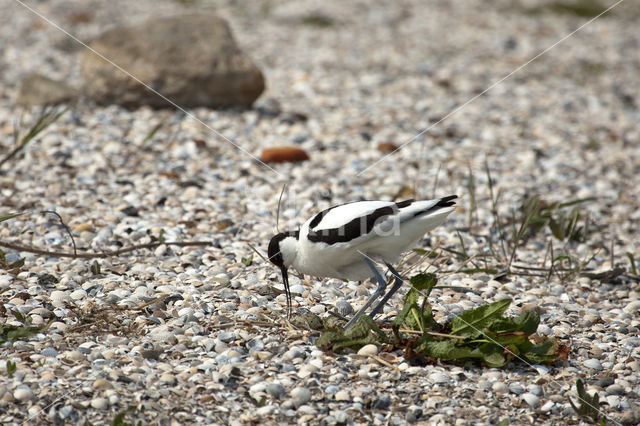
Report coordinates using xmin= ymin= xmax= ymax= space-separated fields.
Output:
xmin=317 ymin=274 xmax=565 ymax=368
xmin=518 ymin=195 xmax=595 ymax=242
xmin=6 ymin=360 xmax=16 ymax=377
xmin=568 ymin=379 xmax=605 ymax=424
xmin=1 ymin=310 xmax=51 ymax=344
xmin=110 ymin=406 xmax=140 ymax=426
xmin=0 ymin=106 xmax=69 ymax=169
xmin=301 ymin=13 xmax=334 ymax=27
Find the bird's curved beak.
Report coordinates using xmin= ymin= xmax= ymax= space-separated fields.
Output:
xmin=279 ymin=266 xmax=292 ymax=318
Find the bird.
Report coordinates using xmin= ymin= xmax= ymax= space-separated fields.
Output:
xmin=267 ymin=195 xmax=457 ymax=328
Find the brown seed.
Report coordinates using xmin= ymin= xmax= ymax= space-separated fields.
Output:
xmin=261 ymin=146 xmax=310 ymax=163
xmin=377 ymin=142 xmax=399 ymax=152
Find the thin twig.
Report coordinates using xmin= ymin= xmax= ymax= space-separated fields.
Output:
xmin=0 ymin=240 xmax=212 ymax=259
xmin=43 ymin=211 xmax=76 ymax=256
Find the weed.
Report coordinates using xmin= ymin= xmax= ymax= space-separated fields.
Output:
xmin=568 ymin=379 xmax=605 ymax=424
xmin=317 ymin=273 xmax=565 ymax=367
xmin=301 ymin=13 xmax=334 ymax=27
xmin=526 ymin=0 xmax=611 ymax=18
xmin=0 ymin=105 xmax=69 ymax=169
xmin=6 ymin=360 xmax=16 ymax=377
xmin=1 ymin=310 xmax=51 ymax=344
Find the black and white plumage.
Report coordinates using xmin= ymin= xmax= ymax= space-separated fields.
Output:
xmin=268 ymin=195 xmax=457 ymax=327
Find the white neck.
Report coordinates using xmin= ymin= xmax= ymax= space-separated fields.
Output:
xmin=279 ymin=236 xmax=299 ymax=268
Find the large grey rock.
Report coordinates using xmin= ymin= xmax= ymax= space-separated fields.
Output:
xmin=80 ymin=14 xmax=264 ymax=109
xmin=17 ymin=73 xmax=77 ymax=106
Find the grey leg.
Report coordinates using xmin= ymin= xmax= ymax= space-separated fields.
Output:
xmin=343 ymin=256 xmax=387 ymax=329
xmin=369 ymin=264 xmax=403 ymax=318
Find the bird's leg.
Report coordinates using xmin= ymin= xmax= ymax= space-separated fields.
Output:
xmin=369 ymin=263 xmax=403 ymax=318
xmin=343 ymin=255 xmax=387 ymax=329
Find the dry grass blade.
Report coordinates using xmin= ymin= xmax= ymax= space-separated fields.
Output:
xmin=0 ymin=105 xmax=69 ymax=169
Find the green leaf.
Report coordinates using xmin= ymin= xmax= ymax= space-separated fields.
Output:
xmin=477 ymin=343 xmax=507 ymax=367
xmin=412 ymin=248 xmax=438 ymax=258
xmin=0 ymin=212 xmax=23 ymax=222
xmin=489 ymin=311 xmax=540 ymax=335
xmin=524 ymin=338 xmax=560 ymax=365
xmin=316 ymin=316 xmax=388 ymax=353
xmin=458 ymin=268 xmax=500 ymax=275
xmin=111 ymin=406 xmax=136 ymax=426
xmin=418 ymin=338 xmax=485 ymax=362
xmin=409 ymin=273 xmax=437 ymax=293
xmin=241 ymin=255 xmax=253 ymax=267
xmin=6 ymin=360 xmax=16 ymax=377
xmin=451 ymin=299 xmax=512 ymax=338
xmin=90 ymin=260 xmax=101 ymax=275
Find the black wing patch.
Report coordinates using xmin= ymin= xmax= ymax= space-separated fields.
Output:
xmin=308 ymin=204 xmax=397 ymax=245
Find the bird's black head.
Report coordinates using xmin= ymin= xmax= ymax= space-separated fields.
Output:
xmin=267 ymin=232 xmax=287 ymax=268
xmin=267 ymin=230 xmax=299 ymax=318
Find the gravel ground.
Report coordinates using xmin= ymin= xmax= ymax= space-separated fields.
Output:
xmin=1 ymin=0 xmax=639 ymax=424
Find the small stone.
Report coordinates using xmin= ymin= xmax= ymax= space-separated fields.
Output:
xmin=540 ymin=401 xmax=554 ymax=412
xmin=141 ymin=349 xmax=162 ymax=360
xmin=606 ymin=384 xmax=625 ymax=395
xmin=406 ymin=405 xmax=423 ymax=423
xmin=266 ymin=383 xmax=285 ymax=399
xmin=334 ymin=390 xmax=350 ymax=401
xmin=91 ymin=397 xmax=109 ymax=410
xmin=492 ymin=382 xmax=508 ymax=394
xmin=14 ymin=386 xmax=34 ymax=402
xmin=429 ymin=372 xmax=450 ymax=384
xmin=291 ymin=387 xmax=311 ymax=407
xmin=41 ymin=347 xmax=58 ymax=357
xmin=357 ymin=344 xmax=378 ymax=356
xmin=583 ymin=359 xmax=603 ymax=370
xmin=521 ymin=393 xmax=540 ymax=407
xmin=509 ymin=383 xmax=525 ymax=395
xmin=371 ymin=395 xmax=391 ymax=410
xmin=50 ymin=290 xmax=69 ymax=304
xmin=254 ymin=405 xmax=275 ymax=417
xmin=335 ymin=300 xmax=354 ymax=317
xmin=623 ymin=300 xmax=640 ymax=315
xmin=74 ymin=223 xmax=94 ymax=232
xmin=219 ymin=331 xmax=236 ymax=343
xmin=93 ymin=379 xmax=113 ymax=390
xmin=325 ymin=385 xmax=340 ymax=395
xmin=332 ymin=410 xmax=349 ymax=423
xmin=70 ymin=289 xmax=87 ymax=300
xmin=528 ymin=385 xmax=543 ymax=396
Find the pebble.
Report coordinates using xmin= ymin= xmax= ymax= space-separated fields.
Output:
xmin=335 ymin=300 xmax=354 ymax=317
xmin=492 ymin=382 xmax=508 ymax=394
xmin=606 ymin=384 xmax=624 ymax=395
xmin=266 ymin=383 xmax=285 ymax=399
xmin=371 ymin=395 xmax=391 ymax=410
xmin=357 ymin=344 xmax=378 ymax=356
xmin=14 ymin=386 xmax=34 ymax=402
xmin=334 ymin=390 xmax=350 ymax=401
xmin=255 ymin=405 xmax=276 ymax=417
xmin=90 ymin=397 xmax=109 ymax=410
xmin=623 ymin=300 xmax=640 ymax=315
xmin=583 ymin=359 xmax=603 ymax=370
xmin=430 ymin=372 xmax=450 ymax=384
xmin=509 ymin=383 xmax=525 ymax=395
xmin=540 ymin=401 xmax=554 ymax=412
xmin=291 ymin=387 xmax=311 ymax=407
xmin=521 ymin=393 xmax=540 ymax=408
